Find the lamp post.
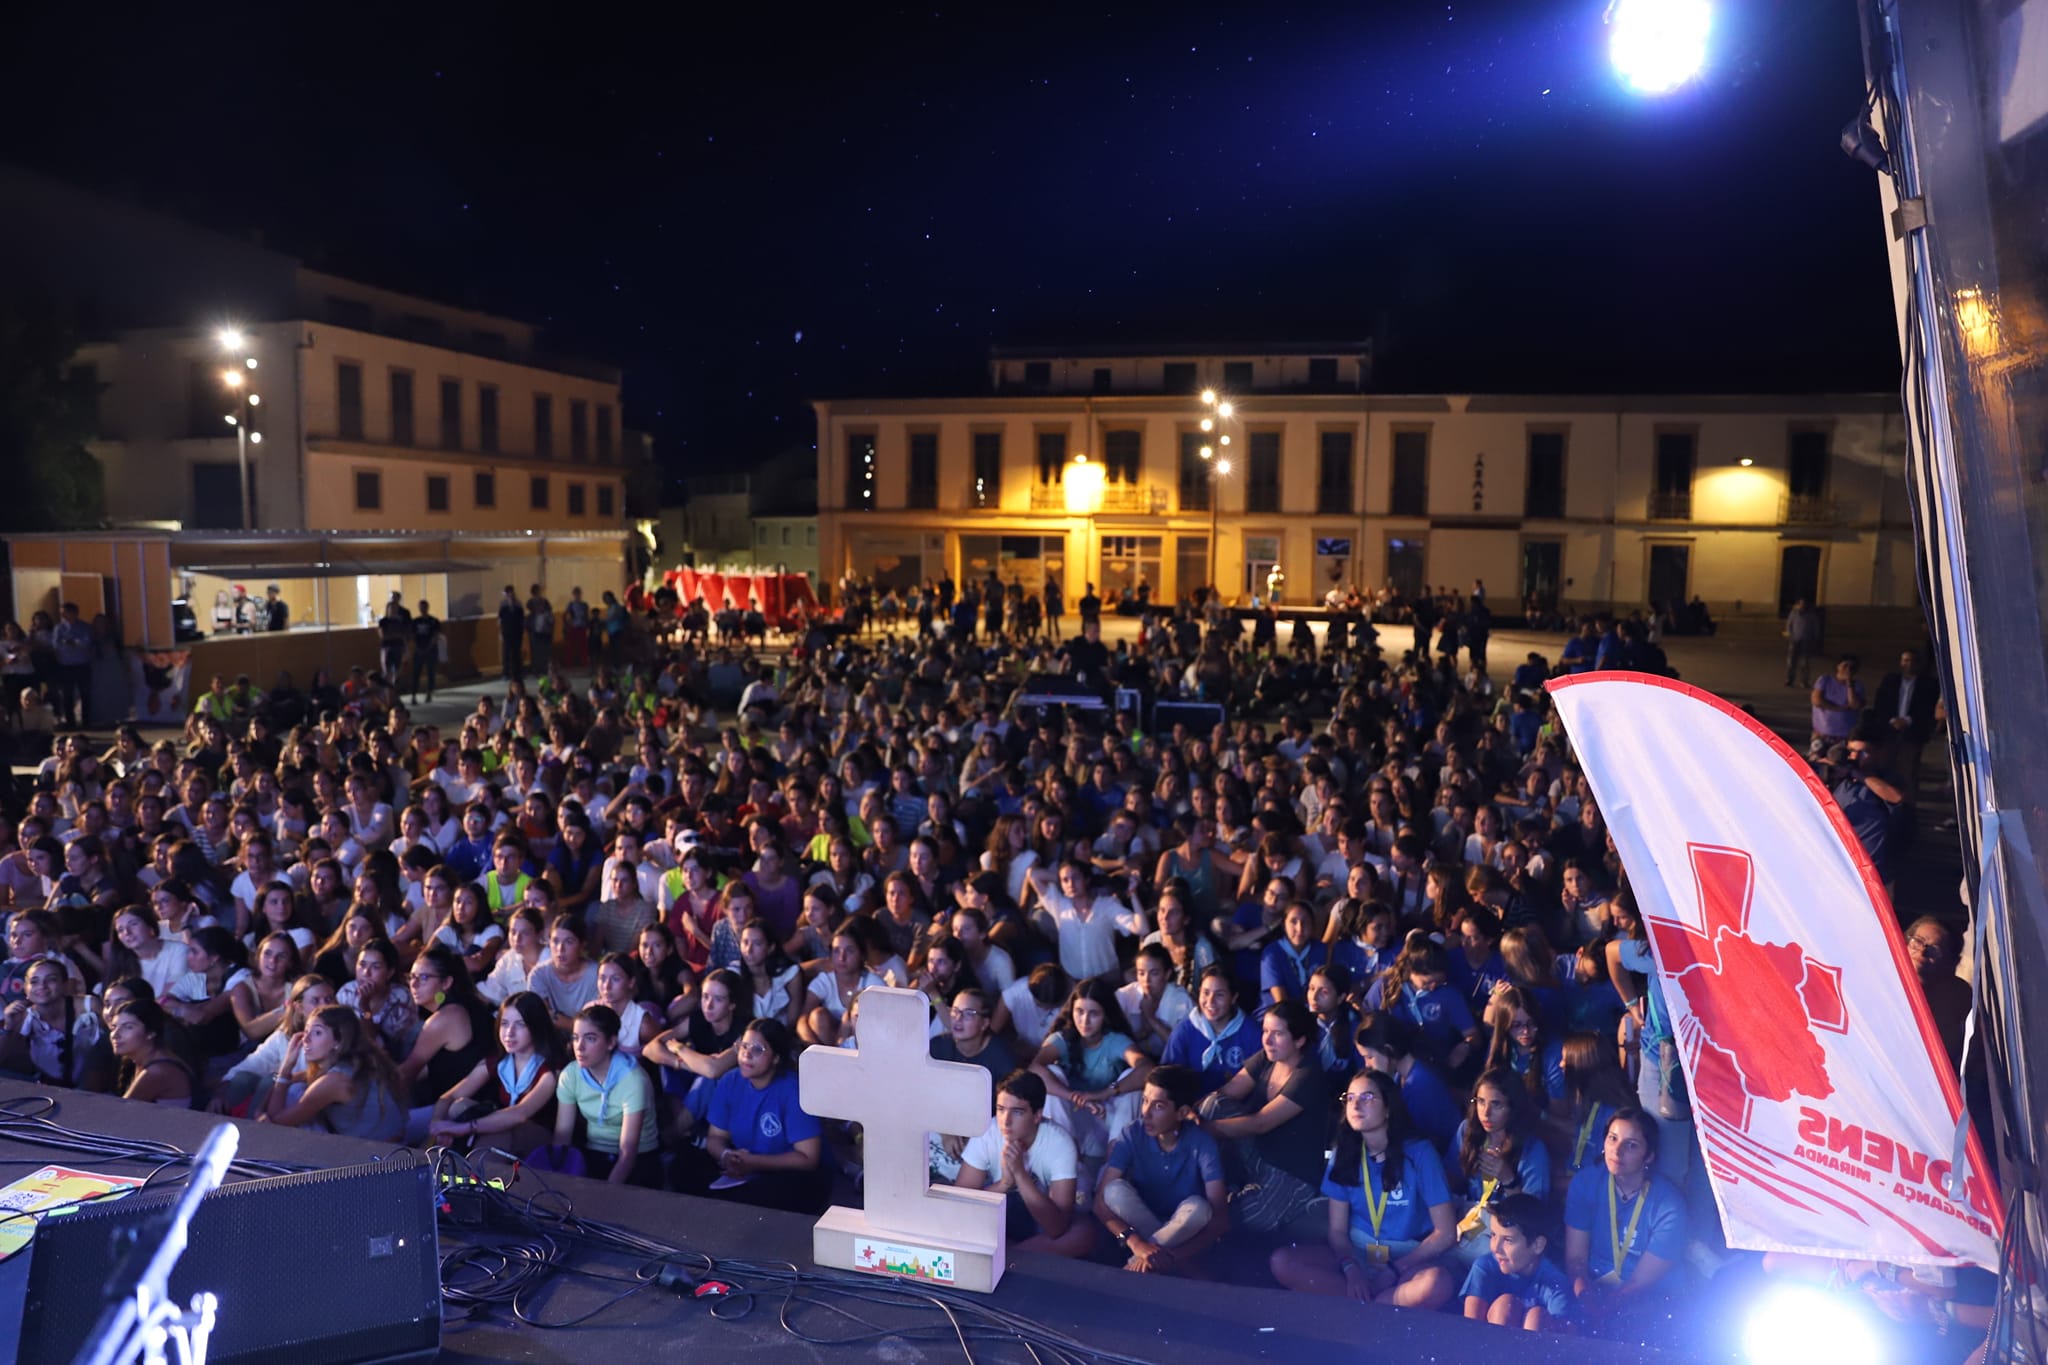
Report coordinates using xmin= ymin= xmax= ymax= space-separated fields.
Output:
xmin=1065 ymin=452 xmax=1105 ymax=601
xmin=217 ymin=329 xmax=261 ymax=529
xmin=1197 ymin=389 xmax=1237 ymax=593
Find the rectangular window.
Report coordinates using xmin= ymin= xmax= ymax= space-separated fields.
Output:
xmin=596 ymin=404 xmax=614 ymax=462
xmin=474 ymin=471 xmax=496 ymax=507
xmin=1390 ymin=429 xmax=1429 ymax=516
xmin=1308 ymin=357 xmax=1339 ymax=390
xmin=970 ymin=432 xmax=1001 ymax=507
xmin=845 ymin=431 xmax=877 ymax=510
xmin=1317 ymin=431 xmax=1355 ymax=514
xmin=388 ymin=370 xmax=414 ymax=445
xmin=1163 ymin=362 xmax=1198 ymax=394
xmin=1036 ymin=430 xmax=1067 ymax=484
xmin=337 ymin=362 xmax=364 ymax=441
xmin=1653 ymin=431 xmax=1695 ymax=519
xmin=1178 ymin=433 xmax=1212 ymax=512
xmin=1525 ymin=430 xmax=1566 ymax=518
xmin=1092 ymin=367 xmax=1112 ymax=394
xmin=907 ymin=432 xmax=939 ymax=509
xmin=1103 ymin=429 xmax=1141 ymax=485
xmin=534 ymin=394 xmax=554 ymax=459
xmin=1247 ymin=431 xmax=1282 ymax=513
xmin=1788 ymin=428 xmax=1830 ymax=497
xmin=353 ymin=469 xmax=381 ymax=511
xmin=439 ymin=378 xmax=462 ymax=450
xmin=567 ymin=482 xmax=586 ymax=516
xmin=478 ymin=386 xmax=499 ymax=454
xmin=1223 ymin=360 xmax=1253 ymax=392
xmin=1023 ymin=361 xmax=1051 ymax=391
xmin=530 ymin=474 xmax=550 ymax=510
xmin=425 ymin=474 xmax=450 ymax=512
xmin=569 ymin=399 xmax=589 ymax=460
xmin=598 ymin=484 xmax=615 ymax=516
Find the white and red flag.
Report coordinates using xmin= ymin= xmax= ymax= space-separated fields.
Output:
xmin=1547 ymin=673 xmax=2000 ymax=1268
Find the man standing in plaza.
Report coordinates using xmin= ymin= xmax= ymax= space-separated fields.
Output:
xmin=1872 ymin=648 xmax=1939 ymax=803
xmin=410 ymin=599 xmax=443 ymax=705
xmin=1783 ymin=597 xmax=1822 ymax=687
xmin=50 ymin=602 xmax=94 ymax=731
xmin=526 ymin=584 xmax=555 ymax=678
xmin=497 ymin=585 xmax=525 ymax=682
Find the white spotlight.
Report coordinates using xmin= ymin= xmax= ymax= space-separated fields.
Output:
xmin=1608 ymin=0 xmax=1711 ymax=96
xmin=1741 ymin=1286 xmax=1882 ymax=1365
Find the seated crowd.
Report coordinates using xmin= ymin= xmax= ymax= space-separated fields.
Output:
xmin=0 ymin=583 xmax=1983 ymax=1350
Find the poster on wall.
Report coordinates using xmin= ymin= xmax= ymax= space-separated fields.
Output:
xmin=129 ymin=650 xmax=192 ymax=725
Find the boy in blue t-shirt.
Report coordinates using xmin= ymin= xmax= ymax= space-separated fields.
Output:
xmin=1461 ymin=1192 xmax=1576 ymax=1332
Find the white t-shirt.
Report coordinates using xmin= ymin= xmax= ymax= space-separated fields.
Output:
xmin=961 ymin=1115 xmax=1079 ymax=1195
xmin=136 ymin=941 xmax=191 ymax=997
xmin=805 ymin=968 xmax=888 ymax=1021
xmin=1000 ymin=977 xmax=1061 ymax=1048
xmin=971 ymin=943 xmax=1017 ymax=997
xmin=1038 ymin=887 xmax=1145 ymax=983
xmin=752 ymin=963 xmax=803 ymax=1022
xmin=1115 ymin=980 xmax=1193 ymax=1038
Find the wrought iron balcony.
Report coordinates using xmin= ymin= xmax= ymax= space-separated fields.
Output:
xmin=1646 ymin=489 xmax=1693 ymax=521
xmin=1779 ymin=494 xmax=1843 ymax=525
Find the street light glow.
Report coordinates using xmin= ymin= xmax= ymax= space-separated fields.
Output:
xmin=222 ymin=369 xmax=243 ymax=387
xmin=1216 ymin=401 xmax=1234 ymax=418
xmin=1200 ymin=417 xmax=1215 ymax=432
xmin=248 ymin=394 xmax=260 ymax=406
xmin=217 ymin=328 xmax=246 ymax=351
xmin=1219 ymin=434 xmax=1231 ymax=446
xmin=249 ymin=431 xmax=263 ymax=443
xmin=1216 ymin=459 xmax=1232 ymax=475
xmin=1200 ymin=389 xmax=1217 ymax=405
xmin=1608 ymin=0 xmax=1711 ymax=96
xmin=1199 ymin=445 xmax=1213 ymax=459
xmin=245 ymin=357 xmax=258 ymax=369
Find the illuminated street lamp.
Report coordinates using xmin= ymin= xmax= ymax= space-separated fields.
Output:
xmin=217 ymin=328 xmax=261 ymax=528
xmin=1195 ymin=389 xmax=1237 ymax=589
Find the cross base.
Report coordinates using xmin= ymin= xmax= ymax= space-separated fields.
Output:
xmin=814 ymin=1202 xmax=1006 ymax=1294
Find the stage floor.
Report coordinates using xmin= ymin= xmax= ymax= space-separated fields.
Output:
xmin=0 ymin=1083 xmax=1702 ymax=1364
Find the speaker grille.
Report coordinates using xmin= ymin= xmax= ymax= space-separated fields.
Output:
xmin=20 ymin=1157 xmax=441 ymax=1365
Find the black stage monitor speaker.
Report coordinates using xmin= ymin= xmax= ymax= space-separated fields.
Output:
xmin=17 ymin=1157 xmax=441 ymax=1365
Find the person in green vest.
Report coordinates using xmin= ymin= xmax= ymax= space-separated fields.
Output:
xmin=484 ymin=838 xmax=533 ymax=924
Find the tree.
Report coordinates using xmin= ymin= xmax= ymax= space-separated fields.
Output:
xmin=0 ymin=297 xmax=105 ymax=531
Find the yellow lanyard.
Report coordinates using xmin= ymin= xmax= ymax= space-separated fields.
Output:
xmin=1608 ymin=1175 xmax=1649 ymax=1275
xmin=1360 ymin=1149 xmax=1390 ymax=1243
xmin=1573 ymin=1107 xmax=1600 ymax=1171
xmin=1477 ymin=1176 xmax=1499 ymax=1208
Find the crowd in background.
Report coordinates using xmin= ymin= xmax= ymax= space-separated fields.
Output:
xmin=0 ymin=575 xmax=1988 ymax=1353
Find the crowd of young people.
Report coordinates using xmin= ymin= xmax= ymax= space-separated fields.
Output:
xmin=0 ymin=581 xmax=1979 ymax=1352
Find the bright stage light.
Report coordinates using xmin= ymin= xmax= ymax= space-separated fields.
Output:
xmin=1741 ymin=1286 xmax=1883 ymax=1365
xmin=1608 ymin=0 xmax=1711 ymax=95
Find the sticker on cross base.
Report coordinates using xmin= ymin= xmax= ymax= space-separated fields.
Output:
xmin=852 ymin=1236 xmax=957 ymax=1283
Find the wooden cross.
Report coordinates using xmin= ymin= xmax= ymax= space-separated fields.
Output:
xmin=799 ymin=987 xmax=1008 ymax=1289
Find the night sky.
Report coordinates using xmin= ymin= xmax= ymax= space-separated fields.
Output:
xmin=0 ymin=1 xmax=1895 ymax=482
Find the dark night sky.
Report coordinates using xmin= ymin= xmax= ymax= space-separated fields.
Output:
xmin=0 ymin=2 xmax=1896 ymax=481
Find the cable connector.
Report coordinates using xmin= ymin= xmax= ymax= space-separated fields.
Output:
xmin=656 ymin=1263 xmax=698 ymax=1295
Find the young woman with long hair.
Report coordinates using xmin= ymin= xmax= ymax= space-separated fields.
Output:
xmin=260 ymin=1003 xmax=405 ymax=1139
xmin=1548 ymin=1031 xmax=1637 ymax=1181
xmin=109 ymin=996 xmax=199 ymax=1108
xmin=397 ymin=945 xmax=493 ymax=1137
xmin=426 ymin=991 xmax=563 ymax=1157
xmin=1481 ymin=986 xmax=1568 ymax=1124
xmin=210 ymin=974 xmax=337 ymax=1113
xmin=1447 ymin=1067 xmax=1553 ymax=1264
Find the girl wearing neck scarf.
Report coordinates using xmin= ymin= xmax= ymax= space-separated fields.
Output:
xmin=550 ymin=1002 xmax=659 ymax=1185
xmin=1160 ymin=966 xmax=1262 ymax=1097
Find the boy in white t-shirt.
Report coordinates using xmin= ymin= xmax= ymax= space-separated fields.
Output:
xmin=953 ymin=1070 xmax=1095 ymax=1258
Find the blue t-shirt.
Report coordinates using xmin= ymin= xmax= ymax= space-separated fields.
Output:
xmin=1160 ymin=1013 xmax=1262 ymax=1095
xmin=1393 ymin=983 xmax=1476 ymax=1056
xmin=1054 ymin=1029 xmax=1136 ymax=1093
xmin=1314 ymin=1010 xmax=1360 ymax=1084
xmin=1617 ymin=940 xmax=1672 ymax=1047
xmin=1560 ymin=1103 xmax=1622 ymax=1179
xmin=443 ymin=836 xmax=492 ymax=885
xmin=1319 ymin=1138 xmax=1453 ymax=1247
xmin=1329 ymin=939 xmax=1394 ymax=990
xmin=1507 ymin=1038 xmax=1568 ymax=1104
xmin=1447 ymin=951 xmax=1510 ymax=1013
xmin=707 ymin=1069 xmax=820 ymax=1157
xmin=1104 ymin=1122 xmax=1225 ymax=1215
xmin=1449 ymin=1121 xmax=1553 ymax=1203
xmin=1400 ymin=1062 xmax=1464 ymax=1150
xmin=1259 ymin=939 xmax=1327 ymax=999
xmin=1563 ymin=1166 xmax=1687 ymax=1282
xmin=1460 ymin=1254 xmax=1577 ymax=1320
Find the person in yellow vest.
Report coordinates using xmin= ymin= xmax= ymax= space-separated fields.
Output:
xmin=192 ymin=675 xmax=236 ymax=725
xmin=484 ymin=838 xmax=533 ymax=924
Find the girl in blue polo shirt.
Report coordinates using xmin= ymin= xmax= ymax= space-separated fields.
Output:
xmin=1160 ymin=965 xmax=1262 ymax=1096
xmin=1448 ymin=1069 xmax=1553 ymax=1263
xmin=1367 ymin=940 xmax=1480 ymax=1072
xmin=1483 ymin=986 xmax=1568 ymax=1119
xmin=1259 ymin=902 xmax=1327 ymax=1005
xmin=1270 ymin=1068 xmax=1458 ymax=1309
xmin=1564 ymin=1107 xmax=1687 ymax=1334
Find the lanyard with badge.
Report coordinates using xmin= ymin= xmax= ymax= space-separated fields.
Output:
xmin=1573 ymin=1106 xmax=1600 ymax=1172
xmin=1358 ymin=1149 xmax=1392 ymax=1265
xmin=1603 ymin=1175 xmax=1649 ymax=1286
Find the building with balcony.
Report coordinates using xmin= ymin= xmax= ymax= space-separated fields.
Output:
xmin=814 ymin=346 xmax=1916 ymax=624
xmin=0 ymin=169 xmax=639 ymax=668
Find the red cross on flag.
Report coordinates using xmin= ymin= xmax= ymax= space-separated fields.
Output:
xmin=1548 ymin=673 xmax=2000 ymax=1269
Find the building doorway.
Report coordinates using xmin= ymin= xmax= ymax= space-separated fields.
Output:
xmin=1385 ymin=536 xmax=1426 ymax=602
xmin=1242 ymin=534 xmax=1280 ymax=603
xmin=1779 ymin=544 xmax=1823 ymax=613
xmin=1646 ymin=543 xmax=1691 ymax=610
xmin=1100 ymin=535 xmax=1162 ymax=600
xmin=1521 ymin=541 xmax=1563 ymax=614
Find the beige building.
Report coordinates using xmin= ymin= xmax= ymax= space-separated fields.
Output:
xmin=814 ymin=346 xmax=1914 ymax=625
